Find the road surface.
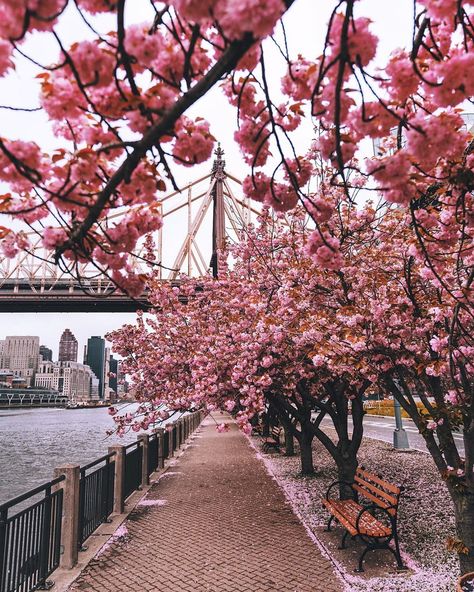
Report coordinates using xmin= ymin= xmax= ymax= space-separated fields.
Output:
xmin=319 ymin=414 xmax=465 ymax=458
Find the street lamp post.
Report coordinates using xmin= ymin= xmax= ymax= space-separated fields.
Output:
xmin=393 ymin=398 xmax=410 ymax=450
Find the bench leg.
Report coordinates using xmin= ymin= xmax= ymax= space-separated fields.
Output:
xmin=389 ymin=538 xmax=407 ymax=571
xmin=338 ymin=530 xmax=349 ymax=550
xmin=354 ymin=545 xmax=373 ymax=573
xmin=324 ymin=515 xmax=334 ymax=532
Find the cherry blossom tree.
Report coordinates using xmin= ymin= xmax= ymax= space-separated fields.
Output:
xmin=0 ymin=1 xmax=472 ymax=296
xmin=110 ymin=194 xmax=474 ymax=573
xmin=0 ymin=0 xmax=295 ymax=293
xmin=0 ymin=0 xmax=473 ymax=576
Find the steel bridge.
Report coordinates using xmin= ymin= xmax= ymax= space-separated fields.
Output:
xmin=0 ymin=147 xmax=258 ymax=312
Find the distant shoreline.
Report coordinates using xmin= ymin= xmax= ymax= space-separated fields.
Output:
xmin=0 ymin=403 xmax=111 ymax=410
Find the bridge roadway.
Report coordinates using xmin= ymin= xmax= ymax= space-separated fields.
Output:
xmin=0 ymin=290 xmax=148 ymax=312
xmin=0 ymin=279 xmax=189 ymax=312
xmin=68 ymin=414 xmax=342 ymax=592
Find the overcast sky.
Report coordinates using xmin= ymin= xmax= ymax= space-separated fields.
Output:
xmin=0 ymin=0 xmax=412 ymax=358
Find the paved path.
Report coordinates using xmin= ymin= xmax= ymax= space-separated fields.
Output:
xmin=69 ymin=415 xmax=342 ymax=592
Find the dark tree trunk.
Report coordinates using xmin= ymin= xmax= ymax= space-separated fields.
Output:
xmin=284 ymin=427 xmax=295 ymax=456
xmin=262 ymin=411 xmax=270 ymax=437
xmin=299 ymin=433 xmax=314 ymax=475
xmin=451 ymin=488 xmax=474 ymax=575
xmin=336 ymin=456 xmax=358 ymax=499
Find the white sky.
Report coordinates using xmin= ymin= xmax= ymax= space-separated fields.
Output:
xmin=0 ymin=0 xmax=412 ymax=356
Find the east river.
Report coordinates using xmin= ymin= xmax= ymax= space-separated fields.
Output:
xmin=0 ymin=405 xmax=143 ymax=504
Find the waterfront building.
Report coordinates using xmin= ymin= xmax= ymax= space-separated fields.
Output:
xmin=0 ymin=387 xmax=66 ymax=408
xmin=58 ymin=329 xmax=78 ymax=362
xmin=0 ymin=369 xmax=14 ymax=386
xmin=84 ymin=336 xmax=107 ymax=399
xmin=39 ymin=345 xmax=53 ymax=362
xmin=0 ymin=336 xmax=41 ymax=386
xmin=35 ymin=360 xmax=95 ymax=402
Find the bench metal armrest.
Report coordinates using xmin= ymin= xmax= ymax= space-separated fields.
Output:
xmin=325 ymin=480 xmax=356 ymax=501
xmin=355 ymin=503 xmax=396 ymax=540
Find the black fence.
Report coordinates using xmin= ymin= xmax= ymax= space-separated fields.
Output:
xmin=78 ymin=454 xmax=115 ymax=547
xmin=0 ymin=411 xmax=202 ymax=592
xmin=172 ymin=425 xmax=177 ymax=452
xmin=148 ymin=435 xmax=159 ymax=477
xmin=123 ymin=443 xmax=142 ymax=501
xmin=0 ymin=476 xmax=64 ymax=592
xmin=163 ymin=430 xmax=170 ymax=459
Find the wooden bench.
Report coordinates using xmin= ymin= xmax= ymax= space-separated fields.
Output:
xmin=322 ymin=466 xmax=406 ymax=572
xmin=262 ymin=426 xmax=282 ymax=452
xmin=252 ymin=422 xmax=264 ymax=436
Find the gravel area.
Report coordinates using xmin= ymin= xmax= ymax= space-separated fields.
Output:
xmin=249 ymin=432 xmax=460 ymax=592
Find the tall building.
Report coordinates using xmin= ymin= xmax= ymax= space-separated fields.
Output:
xmin=0 ymin=336 xmax=41 ymax=386
xmin=109 ymin=355 xmax=118 ymax=398
xmin=58 ymin=329 xmax=78 ymax=362
xmin=109 ymin=356 xmax=118 ymax=394
xmin=39 ymin=345 xmax=53 ymax=362
xmin=84 ymin=336 xmax=106 ymax=399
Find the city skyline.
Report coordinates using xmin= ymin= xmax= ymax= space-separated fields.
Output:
xmin=0 ymin=313 xmax=135 ymax=360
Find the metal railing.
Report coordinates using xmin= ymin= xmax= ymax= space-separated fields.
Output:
xmin=163 ymin=430 xmax=170 ymax=459
xmin=148 ymin=434 xmax=159 ymax=477
xmin=123 ymin=443 xmax=142 ymax=501
xmin=172 ymin=425 xmax=177 ymax=452
xmin=0 ymin=476 xmax=64 ymax=592
xmin=78 ymin=454 xmax=115 ymax=547
xmin=0 ymin=410 xmax=203 ymax=592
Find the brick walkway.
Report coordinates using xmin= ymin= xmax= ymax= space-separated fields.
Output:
xmin=69 ymin=415 xmax=342 ymax=592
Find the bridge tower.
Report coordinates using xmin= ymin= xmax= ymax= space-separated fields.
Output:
xmin=0 ymin=148 xmax=258 ymax=312
xmin=210 ymin=144 xmax=226 ymax=278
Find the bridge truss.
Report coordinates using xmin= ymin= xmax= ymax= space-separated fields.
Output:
xmin=0 ymin=148 xmax=258 ymax=312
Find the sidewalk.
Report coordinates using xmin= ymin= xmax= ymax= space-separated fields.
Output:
xmin=68 ymin=415 xmax=342 ymax=592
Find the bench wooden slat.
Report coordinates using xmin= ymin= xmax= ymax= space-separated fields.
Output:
xmin=354 ymin=475 xmax=398 ymax=506
xmin=322 ymin=467 xmax=405 ymax=572
xmin=357 ymin=468 xmax=401 ymax=495
xmin=322 ymin=499 xmax=391 ymax=538
xmin=262 ymin=426 xmax=281 ymax=450
xmin=352 ymin=484 xmax=397 ymax=516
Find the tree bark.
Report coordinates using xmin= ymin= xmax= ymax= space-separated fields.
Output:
xmin=299 ymin=433 xmax=315 ymax=475
xmin=451 ymin=488 xmax=474 ymax=575
xmin=284 ymin=426 xmax=295 ymax=456
xmin=336 ymin=456 xmax=358 ymax=499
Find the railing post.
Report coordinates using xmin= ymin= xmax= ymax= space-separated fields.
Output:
xmin=108 ymin=445 xmax=125 ymax=515
xmin=177 ymin=419 xmax=182 ymax=448
xmin=38 ymin=484 xmax=53 ymax=586
xmin=167 ymin=425 xmax=174 ymax=457
xmin=0 ymin=508 xmax=7 ymax=587
xmin=53 ymin=464 xmax=80 ymax=569
xmin=156 ymin=428 xmax=165 ymax=468
xmin=138 ymin=434 xmax=149 ymax=487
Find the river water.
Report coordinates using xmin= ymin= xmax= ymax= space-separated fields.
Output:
xmin=0 ymin=405 xmax=145 ymax=504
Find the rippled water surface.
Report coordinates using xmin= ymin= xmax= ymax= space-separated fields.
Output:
xmin=0 ymin=406 xmax=140 ymax=504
